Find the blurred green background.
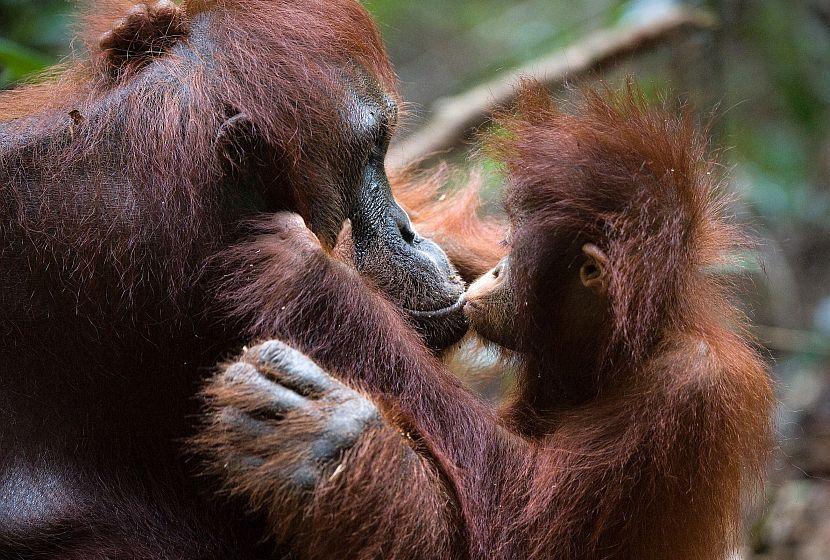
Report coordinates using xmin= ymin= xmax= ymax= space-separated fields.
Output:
xmin=1 ymin=0 xmax=829 ymax=557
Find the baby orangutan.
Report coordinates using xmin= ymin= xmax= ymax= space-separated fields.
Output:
xmin=198 ymin=81 xmax=774 ymax=560
xmin=464 ymin=81 xmax=775 ymax=555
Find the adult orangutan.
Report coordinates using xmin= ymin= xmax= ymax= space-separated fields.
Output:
xmin=0 ymin=1 xmax=469 ymax=558
xmin=198 ymin=83 xmax=774 ymax=559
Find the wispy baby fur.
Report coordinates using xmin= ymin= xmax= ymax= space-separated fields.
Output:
xmin=492 ymin=80 xmax=748 ymax=367
xmin=486 ymin=81 xmax=775 ymax=559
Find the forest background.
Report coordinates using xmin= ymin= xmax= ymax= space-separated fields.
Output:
xmin=2 ymin=1 xmax=828 ymax=557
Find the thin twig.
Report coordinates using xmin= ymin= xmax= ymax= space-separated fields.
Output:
xmin=388 ymin=6 xmax=718 ymax=169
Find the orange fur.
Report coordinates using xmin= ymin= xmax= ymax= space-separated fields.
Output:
xmin=391 ymin=166 xmax=506 ymax=282
xmin=199 ymin=367 xmax=463 ymax=560
xmin=485 ymin=81 xmax=775 ymax=559
xmin=205 ymin=82 xmax=775 ymax=559
xmin=0 ymin=2 xmax=435 ymax=559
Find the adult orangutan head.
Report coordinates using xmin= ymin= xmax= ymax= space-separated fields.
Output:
xmin=0 ymin=0 xmax=466 ymax=349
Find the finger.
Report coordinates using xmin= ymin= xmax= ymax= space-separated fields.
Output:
xmin=97 ymin=0 xmax=186 ymax=67
xmin=267 ymin=211 xmax=309 ymax=240
xmin=222 ymin=361 xmax=309 ymax=414
xmin=271 ymin=211 xmax=308 ymax=230
xmin=153 ymin=0 xmax=177 ymax=14
xmin=266 ymin=212 xmax=323 ymax=249
xmin=249 ymin=340 xmax=340 ymax=395
xmin=323 ymin=397 xmax=380 ymax=443
xmin=126 ymin=3 xmax=150 ymax=22
xmin=215 ymin=112 xmax=252 ymax=144
xmin=289 ymin=460 xmax=322 ymax=492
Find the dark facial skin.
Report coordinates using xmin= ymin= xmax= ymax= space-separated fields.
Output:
xmin=220 ymin=69 xmax=467 ymax=350
xmin=336 ymin=74 xmax=467 ymax=349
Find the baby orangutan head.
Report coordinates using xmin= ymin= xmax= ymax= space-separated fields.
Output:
xmin=465 ymin=239 xmax=611 ymax=355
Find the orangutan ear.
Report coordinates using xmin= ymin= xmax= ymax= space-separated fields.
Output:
xmin=216 ymin=112 xmax=256 ymax=167
xmin=580 ymin=243 xmax=609 ymax=295
xmin=98 ymin=1 xmax=189 ymax=73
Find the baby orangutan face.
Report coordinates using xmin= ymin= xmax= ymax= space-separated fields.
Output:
xmin=464 ymin=243 xmax=610 ymax=352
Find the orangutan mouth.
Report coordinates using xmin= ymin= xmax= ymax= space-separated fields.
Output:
xmin=406 ymin=295 xmax=467 ymax=319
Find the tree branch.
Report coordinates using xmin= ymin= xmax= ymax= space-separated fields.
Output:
xmin=388 ymin=6 xmax=718 ymax=169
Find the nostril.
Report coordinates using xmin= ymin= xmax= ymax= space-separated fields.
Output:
xmin=492 ymin=257 xmax=509 ymax=279
xmin=399 ymin=221 xmax=416 ymax=245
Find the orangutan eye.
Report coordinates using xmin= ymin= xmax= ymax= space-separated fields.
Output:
xmin=377 ymin=119 xmax=391 ymax=150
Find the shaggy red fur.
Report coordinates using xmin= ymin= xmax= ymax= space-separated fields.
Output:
xmin=486 ymin=81 xmax=775 ymax=559
xmin=203 ymin=82 xmax=774 ymax=560
xmin=1 ymin=1 xmax=471 ymax=558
